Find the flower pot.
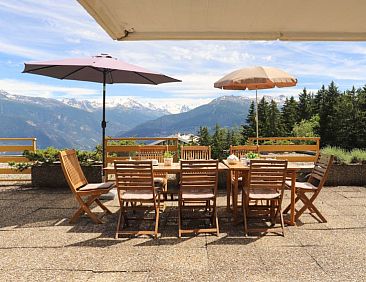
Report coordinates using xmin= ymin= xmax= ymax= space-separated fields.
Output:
xmin=164 ymin=157 xmax=173 ymax=166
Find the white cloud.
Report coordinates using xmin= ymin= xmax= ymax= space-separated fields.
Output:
xmin=0 ymin=41 xmax=55 ymax=60
xmin=0 ymin=79 xmax=98 ymax=98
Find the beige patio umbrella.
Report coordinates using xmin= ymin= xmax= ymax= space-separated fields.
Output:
xmin=214 ymin=66 xmax=297 ymax=145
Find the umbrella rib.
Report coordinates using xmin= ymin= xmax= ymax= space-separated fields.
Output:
xmin=134 ymin=72 xmax=158 ymax=85
xmin=59 ymin=66 xmax=89 ymax=80
xmin=23 ymin=65 xmax=60 ymax=73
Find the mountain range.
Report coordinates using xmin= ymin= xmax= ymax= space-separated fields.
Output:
xmin=0 ymin=90 xmax=287 ymax=149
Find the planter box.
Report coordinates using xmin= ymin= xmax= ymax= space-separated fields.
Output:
xmin=32 ymin=164 xmax=102 ymax=188
xmin=326 ymin=163 xmax=366 ymax=186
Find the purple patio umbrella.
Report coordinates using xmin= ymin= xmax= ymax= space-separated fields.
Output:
xmin=23 ymin=53 xmax=181 ymax=169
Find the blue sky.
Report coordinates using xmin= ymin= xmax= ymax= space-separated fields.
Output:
xmin=1 ymin=0 xmax=366 ymax=108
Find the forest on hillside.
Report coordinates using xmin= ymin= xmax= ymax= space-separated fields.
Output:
xmin=197 ymin=82 xmax=366 ymax=159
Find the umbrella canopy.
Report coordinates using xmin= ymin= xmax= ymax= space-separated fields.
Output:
xmin=23 ymin=54 xmax=181 ymax=169
xmin=214 ymin=66 xmax=297 ymax=144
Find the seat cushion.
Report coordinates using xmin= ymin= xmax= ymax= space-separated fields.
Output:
xmin=78 ymin=182 xmax=114 ymax=191
xmin=120 ymin=189 xmax=155 ymax=200
xmin=248 ymin=188 xmax=280 ymax=200
xmin=285 ymin=180 xmax=317 ymax=190
xmin=182 ymin=188 xmax=215 ymax=199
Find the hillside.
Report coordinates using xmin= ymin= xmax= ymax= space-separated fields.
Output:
xmin=0 ymin=90 xmax=167 ymax=149
xmin=120 ymin=96 xmax=253 ymax=137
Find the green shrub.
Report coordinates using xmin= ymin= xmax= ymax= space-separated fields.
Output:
xmin=9 ymin=147 xmax=101 ymax=171
xmin=350 ymin=149 xmax=366 ymax=164
xmin=320 ymin=146 xmax=366 ymax=164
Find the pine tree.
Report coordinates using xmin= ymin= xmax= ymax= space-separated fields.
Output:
xmin=257 ymin=97 xmax=270 ymax=136
xmin=211 ymin=124 xmax=227 ymax=160
xmin=242 ymin=101 xmax=256 ymax=141
xmin=318 ymin=81 xmax=341 ymax=146
xmin=298 ymin=88 xmax=313 ymax=121
xmin=281 ymin=96 xmax=299 ymax=135
xmin=197 ymin=126 xmax=211 ymax=146
xmin=267 ymin=100 xmax=284 ymax=136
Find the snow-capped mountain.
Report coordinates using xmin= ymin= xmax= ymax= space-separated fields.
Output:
xmin=61 ymin=97 xmax=196 ymax=114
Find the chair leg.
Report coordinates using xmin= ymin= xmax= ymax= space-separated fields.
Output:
xmin=279 ymin=207 xmax=285 ymax=236
xmin=116 ymin=200 xmax=126 ymax=239
xmin=283 ymin=195 xmax=300 ymax=214
xmin=213 ymin=199 xmax=219 ymax=236
xmin=178 ymin=197 xmax=182 ymax=238
xmin=296 ymin=192 xmax=327 ymax=223
xmin=242 ymin=192 xmax=248 ymax=236
xmin=154 ymin=195 xmax=161 ymax=239
xmin=95 ymin=198 xmax=112 ymax=214
xmin=71 ymin=195 xmax=102 ymax=224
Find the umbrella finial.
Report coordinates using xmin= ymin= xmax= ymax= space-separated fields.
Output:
xmin=95 ymin=53 xmax=114 ymax=59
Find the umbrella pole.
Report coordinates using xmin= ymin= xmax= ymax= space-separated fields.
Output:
xmin=255 ymin=88 xmax=259 ymax=146
xmin=102 ymin=71 xmax=107 ymax=175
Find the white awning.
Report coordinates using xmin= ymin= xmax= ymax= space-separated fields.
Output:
xmin=77 ymin=0 xmax=366 ymax=41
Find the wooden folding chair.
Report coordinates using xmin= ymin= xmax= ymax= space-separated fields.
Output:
xmin=114 ymin=160 xmax=161 ymax=239
xmin=180 ymin=145 xmax=211 ymax=160
xmin=59 ymin=149 xmax=114 ymax=224
xmin=283 ymin=153 xmax=334 ymax=223
xmin=179 ymin=160 xmax=219 ymax=237
xmin=242 ymin=160 xmax=288 ymax=236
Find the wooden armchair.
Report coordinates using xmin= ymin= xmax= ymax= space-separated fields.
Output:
xmin=242 ymin=160 xmax=288 ymax=236
xmin=179 ymin=160 xmax=219 ymax=237
xmin=180 ymin=145 xmax=211 ymax=160
xmin=283 ymin=153 xmax=334 ymax=223
xmin=114 ymin=160 xmax=161 ymax=239
xmin=59 ymin=149 xmax=114 ymax=224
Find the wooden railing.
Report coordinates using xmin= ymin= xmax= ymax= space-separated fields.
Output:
xmin=105 ymin=137 xmax=179 ymax=179
xmin=247 ymin=137 xmax=320 ymax=162
xmin=0 ymin=138 xmax=37 ymax=182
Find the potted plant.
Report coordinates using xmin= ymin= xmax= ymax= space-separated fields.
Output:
xmin=163 ymin=151 xmax=174 ymax=166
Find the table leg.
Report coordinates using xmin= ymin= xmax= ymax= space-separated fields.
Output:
xmin=289 ymin=171 xmax=296 ymax=226
xmin=233 ymin=171 xmax=239 ymax=224
xmin=226 ymin=170 xmax=231 ymax=211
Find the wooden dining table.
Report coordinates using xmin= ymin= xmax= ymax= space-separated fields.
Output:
xmin=104 ymin=161 xmax=228 ymax=174
xmin=222 ymin=159 xmax=314 ymax=225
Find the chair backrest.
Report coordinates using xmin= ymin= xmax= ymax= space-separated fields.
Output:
xmin=308 ymin=153 xmax=334 ymax=190
xmin=230 ymin=145 xmax=259 ymax=158
xmin=59 ymin=149 xmax=88 ymax=193
xmin=180 ymin=145 xmax=211 ymax=160
xmin=114 ymin=160 xmax=155 ymax=194
xmin=138 ymin=146 xmax=167 ymax=163
xmin=180 ymin=160 xmax=218 ymax=195
xmin=248 ymin=160 xmax=288 ymax=193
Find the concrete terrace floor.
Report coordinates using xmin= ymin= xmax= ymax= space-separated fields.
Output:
xmin=0 ymin=185 xmax=365 ymax=282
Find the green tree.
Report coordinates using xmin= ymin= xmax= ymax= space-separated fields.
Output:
xmin=197 ymin=126 xmax=211 ymax=146
xmin=281 ymin=96 xmax=299 ymax=135
xmin=298 ymin=88 xmax=313 ymax=121
xmin=318 ymin=81 xmax=341 ymax=146
xmin=257 ymin=97 xmax=270 ymax=136
xmin=211 ymin=124 xmax=227 ymax=160
xmin=292 ymin=115 xmax=320 ymax=137
xmin=267 ymin=100 xmax=284 ymax=137
xmin=243 ymin=101 xmax=256 ymax=139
